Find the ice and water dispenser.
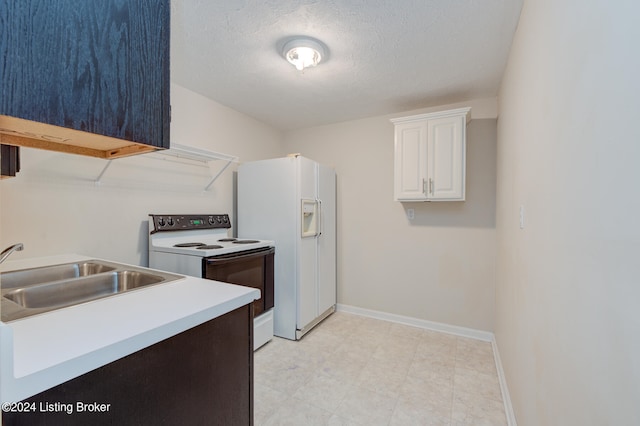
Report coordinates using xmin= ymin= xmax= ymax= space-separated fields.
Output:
xmin=301 ymin=199 xmax=319 ymax=237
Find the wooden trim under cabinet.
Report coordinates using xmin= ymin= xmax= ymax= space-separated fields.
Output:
xmin=0 ymin=116 xmax=161 ymax=159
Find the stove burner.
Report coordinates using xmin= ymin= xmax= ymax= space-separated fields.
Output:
xmin=174 ymin=242 xmax=205 ymax=247
xmin=233 ymin=240 xmax=260 ymax=244
xmin=196 ymin=245 xmax=224 ymax=250
xmin=218 ymin=238 xmax=237 ymax=242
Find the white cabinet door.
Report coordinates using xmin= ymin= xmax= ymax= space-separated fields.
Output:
xmin=393 ymin=121 xmax=428 ymax=201
xmin=427 ymin=115 xmax=465 ymax=200
xmin=392 ymin=107 xmax=469 ymax=202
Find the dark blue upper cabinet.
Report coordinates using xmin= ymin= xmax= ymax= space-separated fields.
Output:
xmin=0 ymin=0 xmax=170 ymax=158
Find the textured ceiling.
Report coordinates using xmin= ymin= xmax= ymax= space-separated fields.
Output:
xmin=171 ymin=0 xmax=523 ymax=131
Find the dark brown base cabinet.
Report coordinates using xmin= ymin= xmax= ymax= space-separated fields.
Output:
xmin=2 ymin=305 xmax=254 ymax=426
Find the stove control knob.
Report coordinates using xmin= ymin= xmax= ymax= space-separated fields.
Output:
xmin=208 ymin=216 xmax=215 ymax=225
xmin=158 ymin=217 xmax=165 ymax=227
xmin=167 ymin=217 xmax=174 ymax=226
xmin=223 ymin=216 xmax=229 ymax=223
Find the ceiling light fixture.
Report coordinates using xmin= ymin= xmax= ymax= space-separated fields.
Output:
xmin=282 ymin=37 xmax=326 ymax=71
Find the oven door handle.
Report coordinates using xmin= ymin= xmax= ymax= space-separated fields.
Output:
xmin=205 ymin=247 xmax=275 ymax=265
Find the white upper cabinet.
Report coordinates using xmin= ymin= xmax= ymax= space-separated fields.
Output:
xmin=393 ymin=120 xmax=429 ymax=201
xmin=392 ymin=107 xmax=471 ymax=202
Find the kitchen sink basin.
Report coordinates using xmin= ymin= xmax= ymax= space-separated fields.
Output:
xmin=1 ymin=260 xmax=183 ymax=322
xmin=4 ymin=270 xmax=166 ymax=309
xmin=0 ymin=261 xmax=116 ymax=290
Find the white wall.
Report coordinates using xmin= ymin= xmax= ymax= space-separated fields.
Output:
xmin=495 ymin=0 xmax=640 ymax=424
xmin=283 ymin=98 xmax=499 ymax=331
xmin=0 ymin=84 xmax=282 ymax=266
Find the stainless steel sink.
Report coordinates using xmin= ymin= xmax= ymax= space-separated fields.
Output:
xmin=1 ymin=260 xmax=183 ymax=322
xmin=4 ymin=270 xmax=167 ymax=309
xmin=0 ymin=262 xmax=116 ymax=290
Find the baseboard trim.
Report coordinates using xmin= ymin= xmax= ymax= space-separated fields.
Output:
xmin=491 ymin=336 xmax=517 ymax=426
xmin=335 ymin=303 xmax=517 ymax=426
xmin=336 ymin=303 xmax=493 ymax=341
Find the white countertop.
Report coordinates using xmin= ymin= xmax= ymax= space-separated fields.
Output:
xmin=0 ymin=254 xmax=259 ymax=403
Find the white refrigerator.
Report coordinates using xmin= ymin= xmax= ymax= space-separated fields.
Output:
xmin=238 ymin=155 xmax=336 ymax=340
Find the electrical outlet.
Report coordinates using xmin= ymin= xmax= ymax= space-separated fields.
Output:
xmin=407 ymin=208 xmax=415 ymax=220
xmin=519 ymin=205 xmax=525 ymax=229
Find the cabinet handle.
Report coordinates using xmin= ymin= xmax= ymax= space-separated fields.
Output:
xmin=422 ymin=178 xmax=427 ymax=194
xmin=429 ymin=178 xmax=433 ymax=194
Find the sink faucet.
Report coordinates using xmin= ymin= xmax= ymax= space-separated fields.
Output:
xmin=0 ymin=243 xmax=24 ymax=265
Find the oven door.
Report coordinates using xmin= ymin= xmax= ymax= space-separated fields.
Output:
xmin=203 ymin=247 xmax=274 ymax=316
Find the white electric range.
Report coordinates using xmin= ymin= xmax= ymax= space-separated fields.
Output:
xmin=148 ymin=214 xmax=275 ymax=350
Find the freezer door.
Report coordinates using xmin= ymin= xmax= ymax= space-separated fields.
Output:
xmin=297 ymin=161 xmax=337 ymax=331
xmin=238 ymin=157 xmax=298 ymax=339
xmin=297 ymin=158 xmax=319 ymax=329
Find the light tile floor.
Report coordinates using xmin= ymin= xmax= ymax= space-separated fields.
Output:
xmin=254 ymin=312 xmax=507 ymax=426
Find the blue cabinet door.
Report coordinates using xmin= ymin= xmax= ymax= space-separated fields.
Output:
xmin=0 ymin=0 xmax=170 ymax=150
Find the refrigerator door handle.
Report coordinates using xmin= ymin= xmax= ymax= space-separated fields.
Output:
xmin=317 ymin=199 xmax=322 ymax=237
